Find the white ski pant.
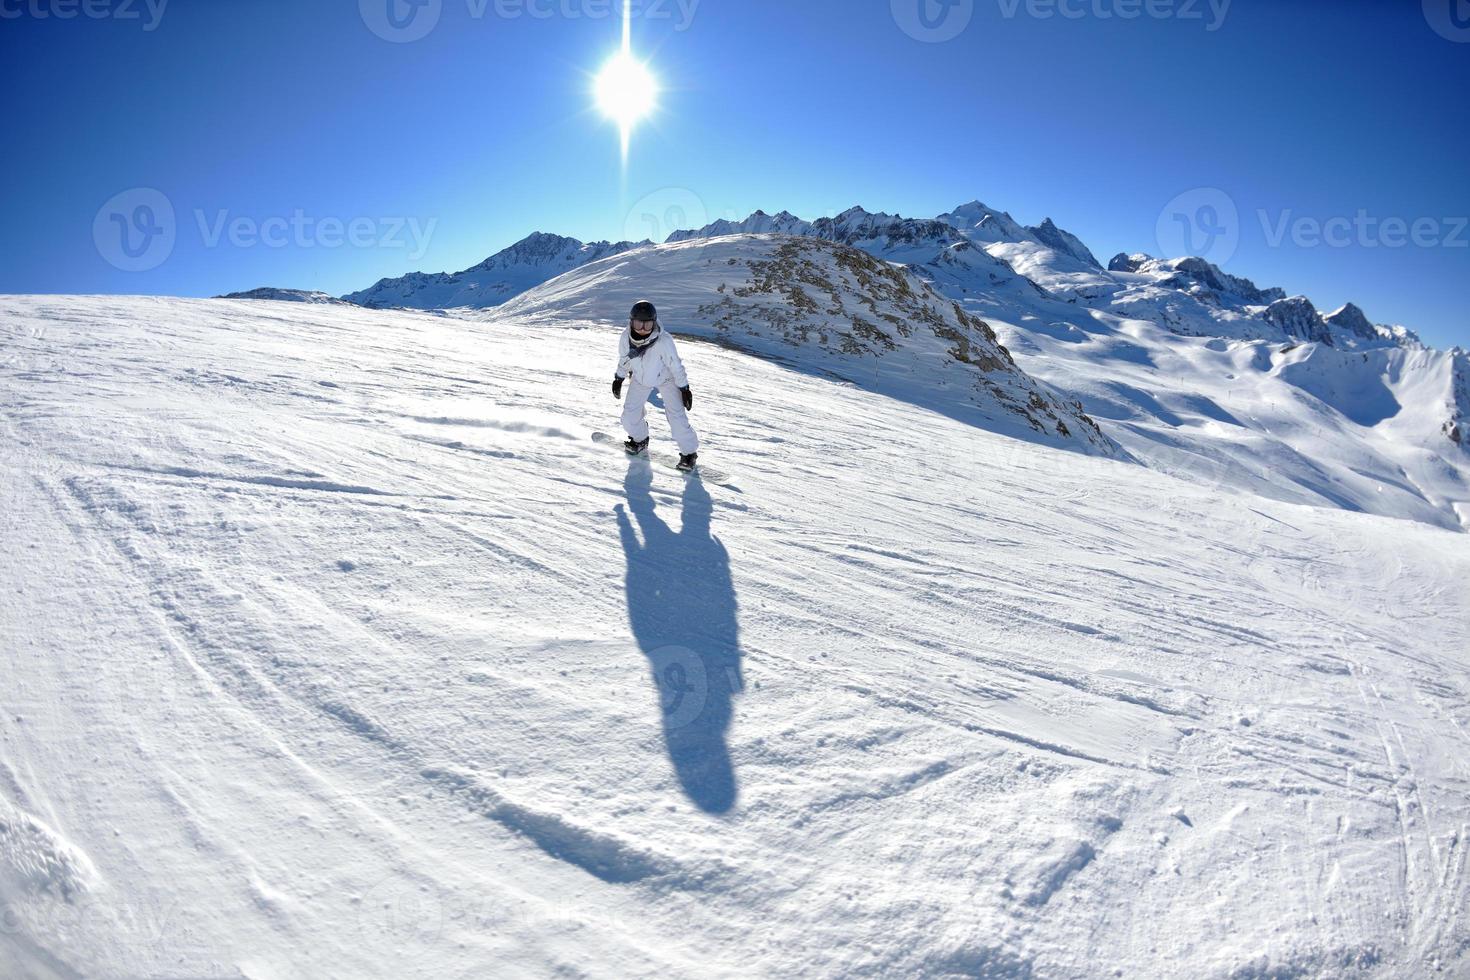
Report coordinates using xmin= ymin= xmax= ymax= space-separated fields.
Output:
xmin=622 ymin=381 xmax=699 ymax=455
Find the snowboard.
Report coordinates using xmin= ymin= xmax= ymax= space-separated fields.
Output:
xmin=591 ymin=431 xmax=735 ymax=487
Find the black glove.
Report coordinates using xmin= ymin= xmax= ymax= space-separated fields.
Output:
xmin=613 ymin=376 xmax=623 ymax=399
xmin=680 ymin=386 xmax=693 ymax=411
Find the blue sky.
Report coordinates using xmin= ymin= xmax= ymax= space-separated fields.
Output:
xmin=2 ymin=0 xmax=1467 ymax=347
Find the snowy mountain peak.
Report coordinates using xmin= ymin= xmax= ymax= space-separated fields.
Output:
xmin=665 ymin=209 xmax=813 ymax=243
xmin=472 ymin=231 xmax=649 ymax=271
xmin=937 ymin=200 xmax=1035 ymax=245
xmin=1026 ymin=217 xmax=1102 ymax=270
xmin=1323 ymin=302 xmax=1379 ymax=342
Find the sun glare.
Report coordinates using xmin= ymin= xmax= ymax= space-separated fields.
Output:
xmin=595 ymin=50 xmax=657 ymax=158
xmin=595 ymin=0 xmax=657 ymax=164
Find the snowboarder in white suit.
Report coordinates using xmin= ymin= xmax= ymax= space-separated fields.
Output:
xmin=613 ymin=300 xmax=699 ymax=471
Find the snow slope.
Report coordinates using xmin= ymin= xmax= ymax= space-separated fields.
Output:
xmin=3 ymin=294 xmax=1469 ymax=978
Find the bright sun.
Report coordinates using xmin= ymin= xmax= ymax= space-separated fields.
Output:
xmin=594 ymin=50 xmax=657 ymax=157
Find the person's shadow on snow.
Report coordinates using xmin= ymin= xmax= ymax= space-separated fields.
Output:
xmin=615 ymin=462 xmax=743 ymax=814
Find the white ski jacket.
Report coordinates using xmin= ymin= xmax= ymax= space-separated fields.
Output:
xmin=616 ymin=328 xmax=689 ymax=389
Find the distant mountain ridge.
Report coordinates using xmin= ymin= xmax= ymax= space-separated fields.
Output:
xmin=667 ymin=203 xmax=1426 ymax=354
xmin=216 ymin=287 xmax=355 ymax=305
xmin=342 ymin=232 xmax=651 ymax=310
xmin=328 ymin=198 xmax=1432 ymax=360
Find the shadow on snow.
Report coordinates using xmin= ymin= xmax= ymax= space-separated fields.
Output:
xmin=615 ymin=461 xmax=743 ymax=814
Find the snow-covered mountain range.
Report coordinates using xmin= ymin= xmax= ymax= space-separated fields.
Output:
xmin=242 ymin=196 xmax=1469 ymax=529
xmin=215 ymin=286 xmax=356 ymax=305
xmin=343 ymin=232 xmax=650 ymax=309
xmin=645 ymin=202 xmax=1469 ymax=529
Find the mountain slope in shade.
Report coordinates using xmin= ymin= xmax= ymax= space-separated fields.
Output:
xmin=496 ymin=234 xmax=1118 ymax=457
xmin=343 ymin=232 xmax=649 ymax=310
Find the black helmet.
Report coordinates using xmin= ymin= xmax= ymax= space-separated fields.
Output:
xmin=630 ymin=300 xmax=657 ymax=323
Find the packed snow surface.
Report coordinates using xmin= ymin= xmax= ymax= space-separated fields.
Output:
xmin=2 ymin=295 xmax=1469 ymax=978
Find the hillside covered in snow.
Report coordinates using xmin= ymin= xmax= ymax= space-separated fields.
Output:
xmin=497 ymin=234 xmax=1117 ymax=457
xmin=3 ymin=294 xmax=1469 ymax=978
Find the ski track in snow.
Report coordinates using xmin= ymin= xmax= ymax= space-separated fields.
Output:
xmin=1 ymin=296 xmax=1468 ymax=978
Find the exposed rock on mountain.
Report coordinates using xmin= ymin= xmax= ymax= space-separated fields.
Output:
xmin=1027 ymin=218 xmax=1102 ymax=270
xmin=1264 ymin=296 xmax=1332 ymax=346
